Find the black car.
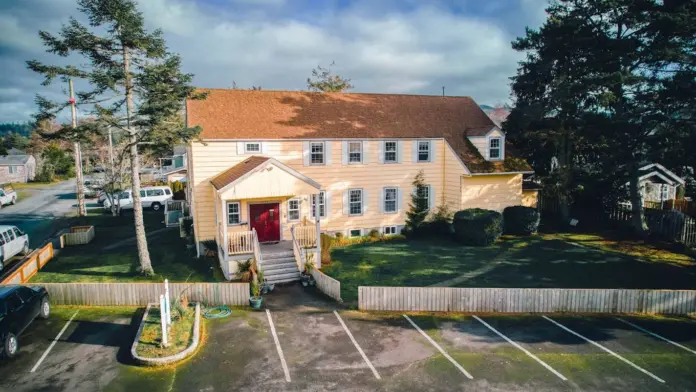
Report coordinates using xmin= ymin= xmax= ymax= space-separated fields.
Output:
xmin=0 ymin=286 xmax=50 ymax=358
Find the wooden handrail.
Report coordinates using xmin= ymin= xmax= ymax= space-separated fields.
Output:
xmin=290 ymin=225 xmax=305 ymax=273
xmin=228 ymin=230 xmax=253 ymax=255
xmin=295 ymin=225 xmax=317 ymax=248
xmin=251 ymin=228 xmax=263 ymax=270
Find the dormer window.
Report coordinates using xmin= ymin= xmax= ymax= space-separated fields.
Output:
xmin=489 ymin=137 xmax=503 ymax=160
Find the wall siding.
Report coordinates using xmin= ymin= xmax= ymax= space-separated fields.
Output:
xmin=461 ymin=174 xmax=522 ymax=211
xmin=0 ymin=164 xmax=28 ymax=183
xmin=522 ymin=190 xmax=539 ymax=208
xmin=467 ymin=129 xmax=504 ymax=160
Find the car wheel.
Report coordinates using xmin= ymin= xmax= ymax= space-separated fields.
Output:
xmin=39 ymin=298 xmax=50 ymax=319
xmin=4 ymin=333 xmax=18 ymax=358
xmin=10 ymin=197 xmax=16 ymax=205
xmin=22 ymin=243 xmax=29 ymax=255
xmin=151 ymin=202 xmax=161 ymax=211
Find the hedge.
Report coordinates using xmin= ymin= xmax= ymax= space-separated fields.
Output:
xmin=453 ymin=208 xmax=503 ymax=246
xmin=503 ymin=206 xmax=540 ymax=235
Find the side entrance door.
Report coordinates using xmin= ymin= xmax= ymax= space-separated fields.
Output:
xmin=249 ymin=203 xmax=280 ymax=242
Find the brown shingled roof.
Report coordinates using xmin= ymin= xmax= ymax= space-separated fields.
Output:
xmin=187 ymin=89 xmax=531 ymax=174
xmin=210 ymin=156 xmax=270 ymax=190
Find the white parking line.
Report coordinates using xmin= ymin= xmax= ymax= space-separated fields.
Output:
xmin=473 ymin=316 xmax=567 ymax=381
xmin=403 ymin=315 xmax=473 ymax=380
xmin=543 ymin=316 xmax=665 ymax=383
xmin=30 ymin=310 xmax=79 ymax=373
xmin=266 ymin=310 xmax=291 ymax=382
xmin=615 ymin=317 xmax=696 ymax=355
xmin=334 ymin=311 xmax=381 ymax=380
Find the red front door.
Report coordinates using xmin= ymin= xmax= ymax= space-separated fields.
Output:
xmin=249 ymin=203 xmax=280 ymax=242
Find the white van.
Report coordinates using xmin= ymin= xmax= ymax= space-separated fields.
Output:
xmin=104 ymin=186 xmax=173 ymax=211
xmin=0 ymin=226 xmax=29 ymax=271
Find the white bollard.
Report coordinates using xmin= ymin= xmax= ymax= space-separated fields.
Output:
xmin=164 ymin=279 xmax=172 ymax=325
xmin=159 ymin=294 xmax=168 ymax=346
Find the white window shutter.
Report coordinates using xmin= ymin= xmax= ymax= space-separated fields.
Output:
xmin=412 ymin=140 xmax=418 ymax=163
xmin=341 ymin=142 xmax=348 ymax=165
xmin=379 ymin=188 xmax=384 ymax=213
xmin=236 ymin=142 xmax=245 ymax=155
xmin=325 ymin=191 xmax=331 ymax=219
xmin=429 ymin=185 xmax=436 ymax=210
xmin=362 ymin=189 xmax=368 ymax=214
xmin=397 ymin=141 xmax=403 ymax=163
xmin=397 ymin=187 xmax=403 ymax=211
xmin=429 ymin=140 xmax=436 ymax=162
xmin=378 ymin=141 xmax=384 ymax=164
xmin=362 ymin=141 xmax=368 ymax=164
xmin=325 ymin=142 xmax=332 ymax=165
xmin=303 ymin=142 xmax=310 ymax=166
xmin=342 ymin=190 xmax=349 ymax=215
xmin=261 ymin=142 xmax=268 ymax=155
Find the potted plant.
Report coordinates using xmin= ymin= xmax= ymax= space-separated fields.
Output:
xmin=300 ymin=255 xmax=316 ymax=287
xmin=258 ymin=269 xmax=275 ymax=294
xmin=249 ymin=279 xmax=263 ymax=309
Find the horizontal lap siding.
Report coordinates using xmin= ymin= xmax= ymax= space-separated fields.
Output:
xmin=358 ymin=287 xmax=696 ymax=315
xmin=461 ymin=174 xmax=523 ymax=211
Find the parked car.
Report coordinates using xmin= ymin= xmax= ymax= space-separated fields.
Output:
xmin=0 ymin=186 xmax=17 ymax=207
xmin=103 ymin=186 xmax=173 ymax=211
xmin=83 ymin=179 xmax=98 ymax=198
xmin=0 ymin=226 xmax=29 ymax=271
xmin=0 ymin=285 xmax=50 ymax=358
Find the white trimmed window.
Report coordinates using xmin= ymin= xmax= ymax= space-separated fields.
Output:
xmin=287 ymin=199 xmax=300 ymax=221
xmin=416 ymin=185 xmax=430 ymax=210
xmin=349 ymin=189 xmax=363 ymax=215
xmin=383 ymin=226 xmax=397 ymax=235
xmin=245 ymin=142 xmax=261 ymax=153
xmin=417 ymin=141 xmax=430 ymax=162
xmin=227 ymin=202 xmax=241 ymax=224
xmin=489 ymin=137 xmax=502 ymax=160
xmin=310 ymin=142 xmax=325 ymax=165
xmin=349 ymin=229 xmax=362 ymax=238
xmin=384 ymin=141 xmax=397 ymax=163
xmin=311 ymin=191 xmax=326 ymax=218
xmin=384 ymin=187 xmax=397 ymax=213
xmin=8 ymin=166 xmax=17 ymax=174
xmin=348 ymin=141 xmax=362 ymax=164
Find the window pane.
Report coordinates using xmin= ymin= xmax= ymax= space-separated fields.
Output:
xmin=417 ymin=185 xmax=429 ymax=209
xmin=384 ymin=141 xmax=397 ymax=162
xmin=288 ymin=199 xmax=300 ymax=220
xmin=2 ymin=232 xmax=10 ymax=243
xmin=384 ymin=188 xmax=397 ymax=213
xmin=165 ymin=189 xmax=171 ymax=195
xmin=311 ymin=192 xmax=326 ymax=217
xmin=146 ymin=190 xmax=155 ymax=196
xmin=349 ymin=189 xmax=362 ymax=215
xmin=13 ymin=228 xmax=22 ymax=237
xmin=348 ymin=142 xmax=362 ymax=163
xmin=7 ymin=230 xmax=14 ymax=240
xmin=246 ymin=143 xmax=260 ymax=152
xmin=310 ymin=142 xmax=324 ymax=164
xmin=350 ymin=229 xmax=361 ymax=237
xmin=418 ymin=141 xmax=430 ymax=161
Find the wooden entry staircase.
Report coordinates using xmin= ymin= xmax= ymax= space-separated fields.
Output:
xmin=260 ymin=242 xmax=300 ymax=284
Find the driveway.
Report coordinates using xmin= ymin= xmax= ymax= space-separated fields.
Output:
xmin=0 ymin=180 xmax=79 ymax=248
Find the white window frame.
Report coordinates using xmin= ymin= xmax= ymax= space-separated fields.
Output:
xmin=661 ymin=184 xmax=670 ymax=201
xmin=244 ymin=142 xmax=261 ymax=153
xmin=349 ymin=229 xmax=362 ymax=238
xmin=349 ymin=188 xmax=363 ymax=216
xmin=417 ymin=140 xmax=430 ymax=162
xmin=311 ymin=191 xmax=326 ymax=218
xmin=227 ymin=201 xmax=241 ymax=225
xmin=384 ymin=141 xmax=398 ymax=163
xmin=348 ymin=141 xmax=362 ymax=164
xmin=310 ymin=142 xmax=325 ymax=165
xmin=488 ymin=137 xmax=503 ymax=160
xmin=383 ymin=226 xmax=397 ymax=235
xmin=8 ymin=166 xmax=17 ymax=174
xmin=416 ymin=185 xmax=430 ymax=210
xmin=287 ymin=198 xmax=300 ymax=221
xmin=383 ymin=187 xmax=397 ymax=214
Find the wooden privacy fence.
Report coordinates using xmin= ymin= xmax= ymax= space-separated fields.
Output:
xmin=19 ymin=282 xmax=250 ymax=306
xmin=60 ymin=226 xmax=95 ymax=247
xmin=311 ymin=269 xmax=341 ymax=302
xmin=359 ymin=287 xmax=696 ymax=315
xmin=0 ymin=243 xmax=54 ymax=284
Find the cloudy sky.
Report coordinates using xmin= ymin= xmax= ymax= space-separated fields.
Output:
xmin=0 ymin=0 xmax=548 ymax=123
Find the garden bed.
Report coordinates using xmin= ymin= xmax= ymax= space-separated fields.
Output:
xmin=131 ymin=302 xmax=201 ymax=365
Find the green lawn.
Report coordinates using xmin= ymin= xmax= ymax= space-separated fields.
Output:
xmin=322 ymin=232 xmax=696 ymax=303
xmin=31 ymin=211 xmax=224 ymax=283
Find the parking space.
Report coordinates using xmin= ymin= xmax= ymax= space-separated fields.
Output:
xmin=4 ymin=297 xmax=696 ymax=392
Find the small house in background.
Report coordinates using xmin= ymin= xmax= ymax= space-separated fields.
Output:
xmin=158 ymin=145 xmax=187 ymax=183
xmin=636 ymin=163 xmax=685 ymax=204
xmin=0 ymin=154 xmax=36 ymax=184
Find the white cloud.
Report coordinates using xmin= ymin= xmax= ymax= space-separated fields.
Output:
xmin=0 ymin=0 xmax=542 ymax=122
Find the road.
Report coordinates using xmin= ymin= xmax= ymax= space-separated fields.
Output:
xmin=0 ymin=180 xmax=79 ymax=248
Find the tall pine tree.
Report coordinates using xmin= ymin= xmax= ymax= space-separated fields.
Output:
xmin=27 ymin=0 xmax=205 ymax=274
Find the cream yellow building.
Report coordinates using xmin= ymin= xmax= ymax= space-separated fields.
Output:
xmin=186 ymin=90 xmax=533 ymax=282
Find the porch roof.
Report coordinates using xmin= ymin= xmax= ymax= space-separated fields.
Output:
xmin=210 ymin=156 xmax=322 ymax=198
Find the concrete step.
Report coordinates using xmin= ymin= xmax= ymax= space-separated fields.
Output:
xmin=262 ymin=251 xmax=295 ymax=261
xmin=265 ymin=271 xmax=301 ymax=284
xmin=263 ymin=265 xmax=299 ymax=276
xmin=262 ymin=257 xmax=296 ymax=266
xmin=263 ymin=261 xmax=297 ymax=271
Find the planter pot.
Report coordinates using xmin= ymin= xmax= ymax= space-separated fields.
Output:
xmin=249 ymin=296 xmax=263 ymax=309
xmin=309 ymin=277 xmax=316 ymax=287
xmin=300 ymin=273 xmax=310 ymax=287
xmin=261 ymin=283 xmax=275 ymax=294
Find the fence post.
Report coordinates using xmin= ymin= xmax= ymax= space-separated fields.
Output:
xmin=164 ymin=279 xmax=171 ymax=325
xmin=159 ymin=294 xmax=168 ymax=346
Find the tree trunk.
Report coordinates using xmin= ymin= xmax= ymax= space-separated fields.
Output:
xmin=557 ymin=129 xmax=573 ymax=222
xmin=629 ymin=165 xmax=648 ymax=236
xmin=69 ymin=79 xmax=86 ymax=217
xmin=124 ymin=46 xmax=154 ymax=275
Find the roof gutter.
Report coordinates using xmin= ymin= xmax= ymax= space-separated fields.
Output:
xmin=470 ymin=171 xmax=534 ymax=176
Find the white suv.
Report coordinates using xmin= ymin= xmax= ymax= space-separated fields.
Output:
xmin=103 ymin=186 xmax=173 ymax=211
xmin=0 ymin=226 xmax=29 ymax=271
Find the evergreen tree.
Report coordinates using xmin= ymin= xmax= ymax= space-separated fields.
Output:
xmin=307 ymin=62 xmax=353 ymax=92
xmin=27 ymin=0 xmax=206 ymax=274
xmin=405 ymin=170 xmax=429 ymax=235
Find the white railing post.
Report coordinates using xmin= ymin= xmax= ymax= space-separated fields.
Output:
xmin=164 ymin=279 xmax=171 ymax=325
xmin=159 ymin=294 xmax=168 ymax=346
xmin=314 ymin=193 xmax=322 ymax=269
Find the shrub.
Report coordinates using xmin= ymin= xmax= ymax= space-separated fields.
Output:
xmin=453 ymin=208 xmax=503 ymax=246
xmin=320 ymin=233 xmax=333 ymax=265
xmin=425 ymin=204 xmax=454 ymax=237
xmin=503 ymin=206 xmax=541 ymax=235
xmin=368 ymin=228 xmax=381 ymax=239
xmin=35 ymin=165 xmax=55 ymax=182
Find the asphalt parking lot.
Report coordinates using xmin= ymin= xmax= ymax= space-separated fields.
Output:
xmin=2 ymin=287 xmax=696 ymax=392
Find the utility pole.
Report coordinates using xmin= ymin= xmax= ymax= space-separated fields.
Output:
xmin=69 ymin=78 xmax=86 ymax=216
